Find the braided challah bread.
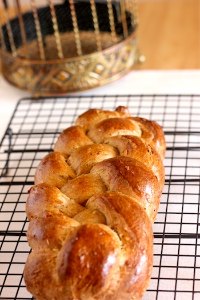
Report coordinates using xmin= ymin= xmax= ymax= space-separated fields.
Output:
xmin=24 ymin=106 xmax=165 ymax=300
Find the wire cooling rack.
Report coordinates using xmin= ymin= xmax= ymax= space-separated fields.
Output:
xmin=1 ymin=95 xmax=200 ymax=300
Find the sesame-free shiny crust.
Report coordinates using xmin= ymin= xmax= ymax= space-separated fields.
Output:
xmin=24 ymin=106 xmax=165 ymax=300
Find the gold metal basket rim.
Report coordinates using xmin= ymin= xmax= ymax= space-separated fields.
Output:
xmin=1 ymin=31 xmax=136 ymax=65
xmin=2 ymin=33 xmax=137 ymax=96
xmin=3 ymin=57 xmax=135 ymax=96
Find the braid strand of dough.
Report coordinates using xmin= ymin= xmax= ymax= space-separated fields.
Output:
xmin=24 ymin=106 xmax=165 ymax=300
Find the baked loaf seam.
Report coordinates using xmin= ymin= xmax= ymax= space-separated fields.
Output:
xmin=24 ymin=106 xmax=166 ymax=300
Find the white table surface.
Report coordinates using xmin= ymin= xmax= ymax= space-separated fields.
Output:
xmin=1 ymin=69 xmax=200 ymax=141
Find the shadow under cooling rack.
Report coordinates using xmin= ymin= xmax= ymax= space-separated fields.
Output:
xmin=1 ymin=95 xmax=200 ymax=300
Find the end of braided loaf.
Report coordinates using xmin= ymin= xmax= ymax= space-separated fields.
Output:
xmin=24 ymin=106 xmax=165 ymax=300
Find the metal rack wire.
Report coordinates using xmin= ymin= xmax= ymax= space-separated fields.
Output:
xmin=1 ymin=94 xmax=200 ymax=300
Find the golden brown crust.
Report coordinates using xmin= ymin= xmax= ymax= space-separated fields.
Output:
xmin=27 ymin=213 xmax=79 ymax=249
xmin=132 ymin=117 xmax=166 ymax=159
xmin=26 ymin=183 xmax=84 ymax=220
xmin=88 ymin=117 xmax=142 ymax=144
xmin=24 ymin=249 xmax=65 ymax=300
xmin=61 ymin=174 xmax=107 ymax=204
xmin=87 ymin=192 xmax=153 ymax=299
xmin=54 ymin=125 xmax=93 ymax=156
xmin=91 ymin=156 xmax=160 ymax=221
xmin=75 ymin=106 xmax=131 ymax=131
xmin=35 ymin=152 xmax=75 ymax=188
xmin=24 ymin=106 xmax=166 ymax=300
xmin=68 ymin=144 xmax=117 ymax=175
xmin=57 ymin=223 xmax=122 ymax=299
xmin=24 ymin=191 xmax=153 ymax=300
xmin=106 ymin=135 xmax=165 ymax=189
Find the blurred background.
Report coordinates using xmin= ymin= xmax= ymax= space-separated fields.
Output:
xmin=1 ymin=0 xmax=199 ymax=71
xmin=138 ymin=0 xmax=199 ymax=69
